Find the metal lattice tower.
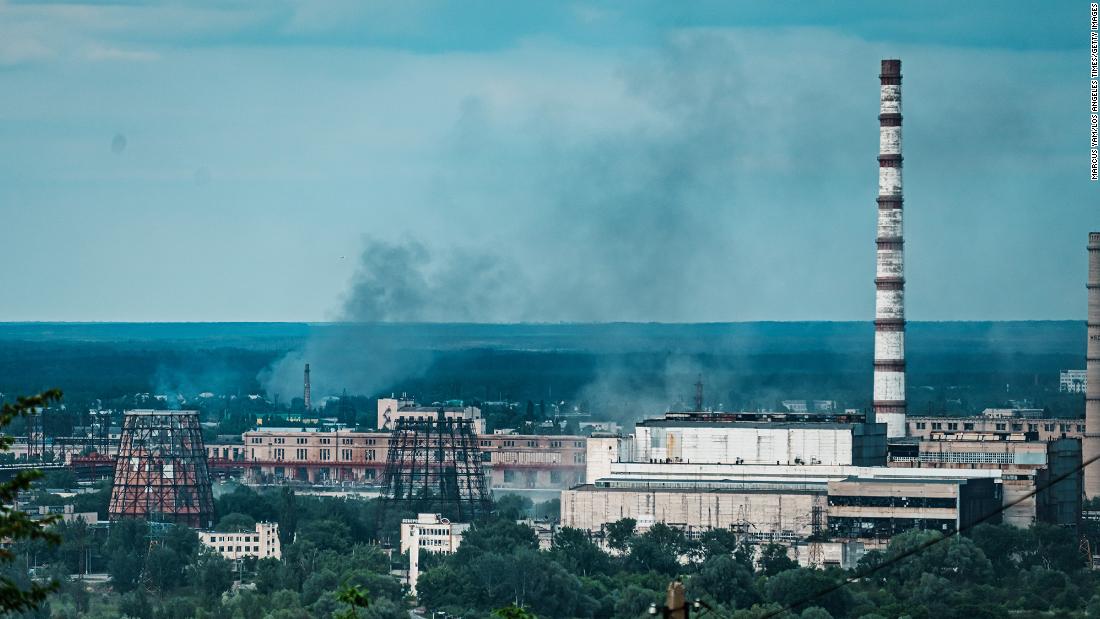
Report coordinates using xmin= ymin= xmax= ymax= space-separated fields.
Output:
xmin=108 ymin=410 xmax=214 ymax=528
xmin=380 ymin=412 xmax=491 ymax=521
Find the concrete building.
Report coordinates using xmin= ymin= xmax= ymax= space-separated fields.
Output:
xmin=215 ymin=429 xmax=585 ymax=489
xmin=633 ymin=415 xmax=886 ymax=467
xmin=1061 ymin=370 xmax=1086 ymax=394
xmin=827 ymin=477 xmax=1000 ymax=541
xmin=377 ymin=397 xmax=485 ymax=434
xmin=198 ymin=522 xmax=281 ymax=561
xmin=906 ymin=414 xmax=1084 ymax=442
xmin=401 ymin=513 xmax=469 ymax=596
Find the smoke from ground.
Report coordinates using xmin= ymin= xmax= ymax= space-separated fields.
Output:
xmin=259 ymin=33 xmax=814 ymax=412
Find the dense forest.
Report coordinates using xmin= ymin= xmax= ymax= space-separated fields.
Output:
xmin=0 ymin=322 xmax=1088 ymax=423
xmin=7 ymin=478 xmax=1100 ymax=619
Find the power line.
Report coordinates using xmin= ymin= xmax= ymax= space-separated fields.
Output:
xmin=758 ymin=449 xmax=1095 ymax=618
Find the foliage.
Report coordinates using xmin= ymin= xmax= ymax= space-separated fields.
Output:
xmin=0 ymin=390 xmax=64 ymax=613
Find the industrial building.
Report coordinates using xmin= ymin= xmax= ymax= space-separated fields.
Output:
xmin=560 ymin=59 xmax=1086 ymax=550
xmin=1086 ymin=231 xmax=1100 ymax=498
xmin=198 ymin=522 xmax=282 ymax=561
xmin=906 ymin=409 xmax=1084 ymax=442
xmin=401 ymin=513 xmax=468 ymax=596
xmin=1061 ymin=369 xmax=1087 ymax=394
xmin=376 ymin=396 xmax=485 ymax=434
xmin=209 ymin=428 xmax=586 ymax=489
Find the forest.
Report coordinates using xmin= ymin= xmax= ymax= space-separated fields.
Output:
xmin=4 ymin=477 xmax=1099 ymax=619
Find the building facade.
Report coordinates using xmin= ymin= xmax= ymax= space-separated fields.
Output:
xmin=401 ymin=513 xmax=469 ymax=596
xmin=210 ymin=429 xmax=586 ymax=489
xmin=198 ymin=522 xmax=281 ymax=561
xmin=1060 ymin=370 xmax=1086 ymax=394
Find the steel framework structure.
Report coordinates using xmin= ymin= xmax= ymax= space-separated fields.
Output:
xmin=380 ymin=414 xmax=491 ymax=521
xmin=108 ymin=411 xmax=214 ymax=528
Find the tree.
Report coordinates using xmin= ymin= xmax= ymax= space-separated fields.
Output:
xmin=605 ymin=518 xmax=637 ymax=553
xmin=765 ymin=568 xmax=854 ymax=618
xmin=0 ymin=390 xmax=63 ymax=613
xmin=105 ymin=518 xmax=149 ymax=593
xmin=493 ymin=603 xmax=538 ymax=619
xmin=335 ymin=583 xmax=371 ymax=619
xmin=691 ymin=555 xmax=758 ymax=609
xmin=550 ymin=527 xmax=611 ymax=577
xmin=217 ymin=512 xmax=257 ymax=532
xmin=495 ymin=494 xmax=533 ymax=520
xmin=189 ymin=550 xmax=234 ymax=599
xmin=758 ymin=543 xmax=797 ymax=576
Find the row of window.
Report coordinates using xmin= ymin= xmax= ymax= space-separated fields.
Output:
xmin=911 ymin=421 xmax=1083 ymax=433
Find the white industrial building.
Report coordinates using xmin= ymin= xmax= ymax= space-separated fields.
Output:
xmin=198 ymin=522 xmax=281 ymax=561
xmin=401 ymin=513 xmax=469 ymax=596
xmin=1061 ymin=369 xmax=1086 ymax=394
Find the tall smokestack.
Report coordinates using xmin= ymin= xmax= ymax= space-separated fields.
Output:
xmin=1085 ymin=233 xmax=1100 ymax=497
xmin=304 ymin=362 xmax=311 ymax=412
xmin=873 ymin=59 xmax=906 ymax=438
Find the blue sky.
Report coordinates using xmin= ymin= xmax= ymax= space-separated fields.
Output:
xmin=0 ymin=1 xmax=1094 ymax=321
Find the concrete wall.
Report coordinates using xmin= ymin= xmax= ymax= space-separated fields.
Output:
xmin=633 ymin=425 xmax=854 ymax=466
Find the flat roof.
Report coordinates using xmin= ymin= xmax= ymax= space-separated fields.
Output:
xmin=637 ymin=420 xmax=861 ymax=430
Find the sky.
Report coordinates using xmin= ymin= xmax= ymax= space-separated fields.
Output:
xmin=0 ymin=0 xmax=1095 ymax=322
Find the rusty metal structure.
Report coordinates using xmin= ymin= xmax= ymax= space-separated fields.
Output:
xmin=1085 ymin=232 xmax=1100 ymax=498
xmin=873 ymin=58 xmax=907 ymax=438
xmin=108 ymin=410 xmax=214 ymax=528
xmin=380 ymin=411 xmax=491 ymax=521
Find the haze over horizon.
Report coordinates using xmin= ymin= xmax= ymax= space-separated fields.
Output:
xmin=0 ymin=1 xmax=1093 ymax=323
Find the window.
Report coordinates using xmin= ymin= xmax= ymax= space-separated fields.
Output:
xmin=1028 ymin=424 xmax=1038 ymax=432
xmin=342 ymin=449 xmax=353 ymax=460
xmin=1045 ymin=423 xmax=1055 ymax=431
xmin=931 ymin=423 xmax=942 ymax=430
xmin=250 ymin=437 xmax=262 ymax=444
xmin=947 ymin=423 xmax=958 ymax=430
xmin=963 ymin=423 xmax=974 ymax=430
xmin=503 ymin=470 xmax=516 ymax=482
xmin=915 ymin=422 xmax=926 ymax=430
xmin=1011 ymin=424 xmax=1023 ymax=432
xmin=296 ymin=438 xmax=307 ymax=445
xmin=504 ymin=440 xmax=515 ymax=447
xmin=527 ymin=440 xmax=536 ymax=447
xmin=296 ymin=449 xmax=307 ymax=460
xmin=1079 ymin=425 xmax=1086 ymax=432
xmin=274 ymin=448 xmax=284 ymax=460
xmin=550 ymin=440 xmax=562 ymax=448
xmin=342 ymin=438 xmax=354 ymax=445
xmin=367 ymin=439 xmax=376 ymax=445
xmin=319 ymin=438 xmax=331 ymax=445
xmin=480 ymin=440 xmax=490 ymax=446
xmin=274 ymin=437 xmax=285 ymax=444
xmin=574 ymin=441 xmax=583 ymax=447
xmin=366 ymin=449 xmax=376 ymax=460
xmin=320 ymin=449 xmax=331 ymax=461
xmin=550 ymin=470 xmax=562 ymax=483
xmin=996 ymin=423 xmax=1006 ymax=431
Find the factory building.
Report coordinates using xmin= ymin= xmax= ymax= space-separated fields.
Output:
xmin=634 ymin=413 xmax=885 ymax=467
xmin=198 ymin=522 xmax=281 ymax=561
xmin=906 ymin=410 xmax=1084 ymax=442
xmin=827 ymin=477 xmax=1000 ymax=540
xmin=376 ymin=397 xmax=485 ymax=434
xmin=1061 ymin=369 xmax=1087 ymax=394
xmin=561 ymin=59 xmax=1083 ymax=549
xmin=212 ymin=428 xmax=586 ymax=489
xmin=401 ymin=513 xmax=468 ymax=596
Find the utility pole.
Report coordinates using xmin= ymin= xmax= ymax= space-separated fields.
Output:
xmin=648 ymin=579 xmax=712 ymax=618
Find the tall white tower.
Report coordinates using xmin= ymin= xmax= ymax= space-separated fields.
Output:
xmin=873 ymin=59 xmax=907 ymax=438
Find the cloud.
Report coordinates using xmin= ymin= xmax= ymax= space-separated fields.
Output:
xmin=83 ymin=44 xmax=158 ymax=62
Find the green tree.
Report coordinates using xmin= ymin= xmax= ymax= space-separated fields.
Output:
xmin=495 ymin=494 xmax=533 ymax=520
xmin=493 ymin=603 xmax=538 ymax=619
xmin=758 ymin=543 xmax=797 ymax=576
xmin=0 ymin=390 xmax=63 ymax=613
xmin=105 ymin=518 xmax=148 ymax=593
xmin=188 ymin=550 xmax=234 ymax=599
xmin=216 ymin=512 xmax=257 ymax=532
xmin=604 ymin=518 xmax=636 ymax=553
xmin=765 ymin=568 xmax=854 ymax=618
xmin=550 ymin=527 xmax=611 ymax=577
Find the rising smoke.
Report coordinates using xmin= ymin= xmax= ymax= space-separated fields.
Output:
xmin=259 ymin=32 xmax=812 ymax=408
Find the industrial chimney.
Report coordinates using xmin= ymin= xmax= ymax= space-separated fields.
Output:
xmin=873 ymin=59 xmax=907 ymax=438
xmin=304 ymin=362 xmax=312 ymax=412
xmin=1085 ymin=233 xmax=1100 ymax=497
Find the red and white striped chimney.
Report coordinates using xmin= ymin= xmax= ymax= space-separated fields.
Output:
xmin=874 ymin=59 xmax=906 ymax=438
